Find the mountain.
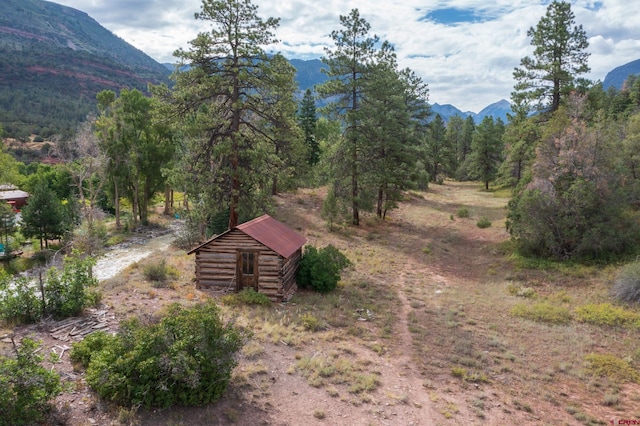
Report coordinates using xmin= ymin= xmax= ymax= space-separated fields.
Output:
xmin=430 ymin=100 xmax=512 ymax=123
xmin=0 ymin=0 xmax=170 ymax=140
xmin=603 ymin=59 xmax=640 ymax=90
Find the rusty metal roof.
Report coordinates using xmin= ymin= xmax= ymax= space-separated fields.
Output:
xmin=236 ymin=214 xmax=306 ymax=258
xmin=187 ymin=214 xmax=306 ymax=258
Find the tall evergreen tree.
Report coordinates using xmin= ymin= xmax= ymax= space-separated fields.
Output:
xmin=512 ymin=1 xmax=590 ymax=113
xmin=424 ymin=114 xmax=447 ymax=182
xmin=21 ymin=180 xmax=69 ymax=249
xmin=360 ymin=45 xmax=417 ymax=218
xmin=298 ymin=89 xmax=319 ymax=166
xmin=155 ymin=0 xmax=297 ymax=230
xmin=317 ymin=8 xmax=378 ymax=226
xmin=468 ymin=117 xmax=504 ymax=190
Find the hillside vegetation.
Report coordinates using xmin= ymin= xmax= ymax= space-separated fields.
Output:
xmin=0 ymin=0 xmax=170 ymax=140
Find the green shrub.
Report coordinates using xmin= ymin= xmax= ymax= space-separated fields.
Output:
xmin=69 ymin=331 xmax=116 ymax=368
xmin=612 ymin=261 xmax=640 ymax=304
xmin=456 ymin=208 xmax=470 ymax=218
xmin=511 ymin=301 xmax=572 ymax=325
xmin=45 ymin=254 xmax=99 ymax=319
xmin=476 ymin=217 xmax=492 ymax=228
xmin=0 ymin=338 xmax=61 ymax=425
xmin=0 ymin=274 xmax=43 ymax=324
xmin=574 ymin=303 xmax=640 ymax=328
xmin=585 ymin=353 xmax=640 ymax=383
xmin=142 ymin=259 xmax=174 ymax=283
xmin=297 ymin=245 xmax=351 ymax=293
xmin=76 ymin=301 xmax=244 ymax=408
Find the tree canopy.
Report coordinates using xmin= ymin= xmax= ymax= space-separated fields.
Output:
xmin=512 ymin=1 xmax=590 ymax=114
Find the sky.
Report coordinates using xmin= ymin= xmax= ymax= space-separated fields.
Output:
xmin=50 ymin=0 xmax=640 ymax=113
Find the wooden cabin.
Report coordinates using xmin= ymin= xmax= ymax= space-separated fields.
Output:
xmin=187 ymin=214 xmax=306 ymax=301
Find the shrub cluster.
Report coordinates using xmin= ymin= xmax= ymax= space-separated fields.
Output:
xmin=575 ymin=303 xmax=640 ymax=329
xmin=511 ymin=301 xmax=573 ymax=325
xmin=70 ymin=301 xmax=244 ymax=408
xmin=0 ymin=338 xmax=61 ymax=425
xmin=0 ymin=254 xmax=99 ymax=324
xmin=296 ymin=245 xmax=351 ymax=293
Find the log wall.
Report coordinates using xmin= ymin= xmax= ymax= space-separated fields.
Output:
xmin=193 ymin=229 xmax=300 ymax=301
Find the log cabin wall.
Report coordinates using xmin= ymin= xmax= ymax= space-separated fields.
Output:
xmin=194 ymin=230 xmax=268 ymax=289
xmin=189 ymin=214 xmax=306 ymax=302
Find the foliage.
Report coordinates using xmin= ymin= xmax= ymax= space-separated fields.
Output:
xmin=0 ymin=253 xmax=98 ymax=324
xmin=20 ymin=179 xmax=72 ymax=250
xmin=574 ymin=303 xmax=640 ymax=329
xmin=0 ymin=338 xmax=61 ymax=426
xmin=507 ymin=100 xmax=639 ymax=260
xmin=611 ymin=261 xmax=640 ymax=304
xmin=512 ymin=0 xmax=590 ymax=114
xmin=45 ymin=254 xmax=99 ymax=319
xmin=0 ymin=203 xmax=16 ymax=252
xmin=467 ymin=116 xmax=504 ymax=190
xmin=142 ymin=259 xmax=177 ymax=284
xmin=321 ymin=185 xmax=341 ymax=230
xmin=221 ymin=288 xmax=272 ymax=306
xmin=0 ymin=273 xmax=43 ymax=325
xmin=584 ymin=353 xmax=640 ymax=383
xmin=156 ymin=0 xmax=300 ymax=230
xmin=95 ymin=88 xmax=176 ymax=227
xmin=456 ymin=208 xmax=469 ymax=218
xmin=69 ymin=331 xmax=115 ymax=368
xmin=76 ymin=301 xmax=244 ymax=408
xmin=298 ymin=88 xmax=319 ymax=165
xmin=511 ymin=301 xmax=573 ymax=325
xmin=297 ymin=245 xmax=351 ymax=293
xmin=476 ymin=217 xmax=492 ymax=229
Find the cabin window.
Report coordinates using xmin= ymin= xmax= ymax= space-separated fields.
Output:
xmin=241 ymin=252 xmax=255 ymax=275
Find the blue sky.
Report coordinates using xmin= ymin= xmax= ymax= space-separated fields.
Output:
xmin=52 ymin=0 xmax=640 ymax=112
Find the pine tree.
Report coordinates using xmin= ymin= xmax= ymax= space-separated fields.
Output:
xmin=512 ymin=1 xmax=590 ymax=113
xmin=317 ymin=8 xmax=378 ymax=226
xmin=469 ymin=117 xmax=504 ymax=190
xmin=155 ymin=0 xmax=298 ymax=230
xmin=21 ymin=181 xmax=69 ymax=249
xmin=298 ymin=89 xmax=319 ymax=165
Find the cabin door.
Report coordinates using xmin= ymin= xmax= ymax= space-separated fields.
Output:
xmin=237 ymin=251 xmax=259 ymax=292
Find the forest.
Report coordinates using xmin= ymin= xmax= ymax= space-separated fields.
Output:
xmin=2 ymin=0 xmax=640 ymax=424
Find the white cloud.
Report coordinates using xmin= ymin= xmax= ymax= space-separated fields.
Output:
xmin=52 ymin=0 xmax=639 ymax=112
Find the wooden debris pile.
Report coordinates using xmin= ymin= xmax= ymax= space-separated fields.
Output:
xmin=48 ymin=308 xmax=117 ymax=343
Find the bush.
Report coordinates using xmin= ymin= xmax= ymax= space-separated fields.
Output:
xmin=0 ymin=338 xmax=61 ymax=425
xmin=574 ymin=303 xmax=640 ymax=328
xmin=297 ymin=245 xmax=351 ymax=293
xmin=45 ymin=254 xmax=99 ymax=319
xmin=476 ymin=217 xmax=491 ymax=228
xmin=612 ymin=261 xmax=640 ymax=304
xmin=511 ymin=301 xmax=572 ymax=325
xmin=75 ymin=301 xmax=244 ymax=408
xmin=0 ymin=274 xmax=43 ymax=324
xmin=585 ymin=353 xmax=640 ymax=383
xmin=456 ymin=208 xmax=470 ymax=218
xmin=142 ymin=258 xmax=177 ymax=284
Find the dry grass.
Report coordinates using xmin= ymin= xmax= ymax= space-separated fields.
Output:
xmin=21 ymin=183 xmax=640 ymax=425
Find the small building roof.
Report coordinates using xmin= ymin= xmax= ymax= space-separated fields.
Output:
xmin=0 ymin=189 xmax=29 ymax=200
xmin=188 ymin=214 xmax=306 ymax=258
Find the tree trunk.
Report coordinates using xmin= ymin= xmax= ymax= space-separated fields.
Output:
xmin=376 ymin=186 xmax=383 ymax=218
xmin=164 ymin=184 xmax=171 ymax=215
xmin=114 ymin=182 xmax=121 ymax=230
